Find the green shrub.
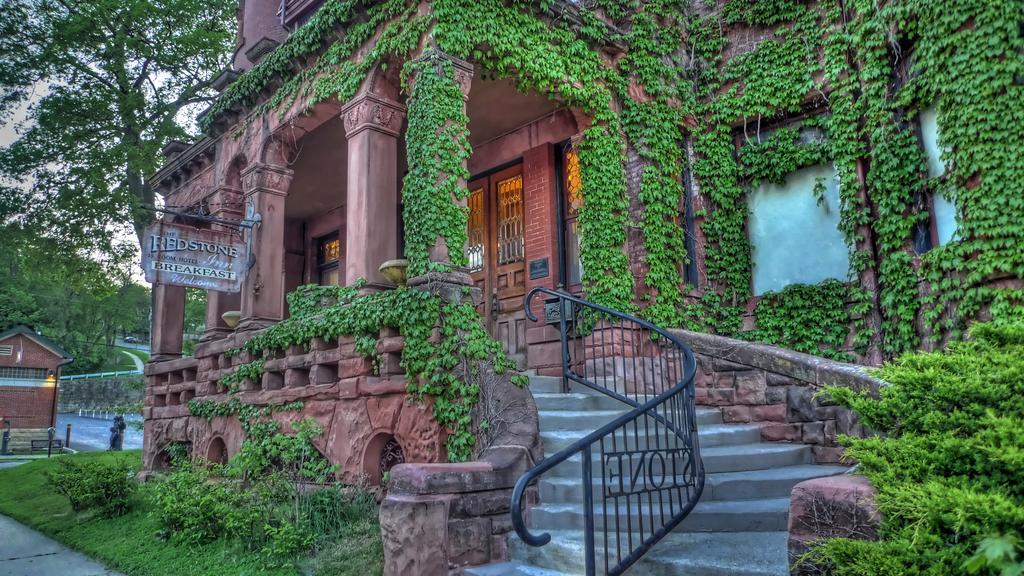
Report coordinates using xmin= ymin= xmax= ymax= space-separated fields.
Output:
xmin=46 ymin=457 xmax=136 ymax=517
xmin=813 ymin=323 xmax=1024 ymax=574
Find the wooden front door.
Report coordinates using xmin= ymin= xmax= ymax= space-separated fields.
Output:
xmin=467 ymin=164 xmax=528 ymax=364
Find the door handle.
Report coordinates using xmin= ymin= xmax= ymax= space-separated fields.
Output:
xmin=490 ymin=291 xmax=499 ymax=321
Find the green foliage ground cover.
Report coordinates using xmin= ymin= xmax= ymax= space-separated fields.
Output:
xmin=815 ymin=323 xmax=1024 ymax=574
xmin=0 ymin=451 xmax=382 ymax=576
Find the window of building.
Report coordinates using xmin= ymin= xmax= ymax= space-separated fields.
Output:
xmin=920 ymin=106 xmax=957 ymax=246
xmin=316 ymin=233 xmax=341 ymax=286
xmin=563 ymin=148 xmax=584 ymax=287
xmin=748 ymin=164 xmax=850 ymax=295
xmin=0 ymin=367 xmax=47 ymax=380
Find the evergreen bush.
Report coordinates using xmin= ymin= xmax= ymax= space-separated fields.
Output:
xmin=814 ymin=323 xmax=1024 ymax=574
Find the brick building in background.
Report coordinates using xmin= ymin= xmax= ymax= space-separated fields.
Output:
xmin=0 ymin=325 xmax=73 ymax=449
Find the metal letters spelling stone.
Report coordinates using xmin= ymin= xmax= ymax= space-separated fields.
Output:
xmin=603 ymin=448 xmax=693 ymax=498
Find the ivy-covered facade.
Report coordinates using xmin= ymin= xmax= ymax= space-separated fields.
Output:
xmin=144 ymin=0 xmax=1022 ymax=469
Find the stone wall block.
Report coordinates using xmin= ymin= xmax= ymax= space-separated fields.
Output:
xmin=801 ymin=422 xmax=825 ymax=445
xmin=261 ymin=371 xmax=284 ymax=391
xmin=449 ymin=489 xmax=513 ymax=518
xmin=712 ymin=357 xmax=750 ymax=372
xmin=722 ymin=405 xmax=751 ymax=423
xmin=751 ymin=404 xmax=788 ymax=422
xmin=734 ymin=370 xmax=767 ymax=404
xmin=380 ymin=494 xmax=451 ymax=576
xmin=788 ymin=475 xmax=879 ymax=575
xmin=766 ymin=372 xmax=798 ymax=387
xmin=310 ymin=364 xmax=337 ymax=385
xmin=490 ymin=534 xmax=509 ymax=563
xmin=694 ymin=386 xmax=709 ymax=404
xmin=765 ymin=385 xmax=787 ymax=404
xmin=811 ymin=446 xmax=846 ymax=464
xmin=713 ymin=372 xmax=736 ymax=389
xmin=787 ymin=386 xmax=817 ymax=422
xmin=447 ymin=517 xmax=492 ymax=567
xmin=761 ymin=423 xmax=802 ymax=442
xmin=338 ymin=357 xmax=372 ymax=379
xmin=824 ymin=420 xmax=837 ymax=446
xmin=377 ymin=336 xmax=405 ymax=354
xmin=708 ymin=388 xmax=736 ymax=406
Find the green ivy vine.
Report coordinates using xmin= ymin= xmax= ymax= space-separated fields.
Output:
xmin=195 ymin=0 xmax=1024 ymax=363
xmin=210 ymin=282 xmax=524 ymax=463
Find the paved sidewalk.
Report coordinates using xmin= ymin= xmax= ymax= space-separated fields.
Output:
xmin=0 ymin=515 xmax=123 ymax=576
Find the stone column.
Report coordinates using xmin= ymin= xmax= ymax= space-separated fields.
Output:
xmin=341 ymin=93 xmax=406 ymax=288
xmin=404 ymin=49 xmax=476 ymax=291
xmin=239 ymin=163 xmax=293 ymax=331
xmin=151 ymin=284 xmax=186 ymax=361
xmin=202 ymin=186 xmax=244 ymax=341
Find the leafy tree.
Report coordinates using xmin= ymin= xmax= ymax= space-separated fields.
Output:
xmin=0 ymin=222 xmax=152 ymax=373
xmin=0 ymin=0 xmax=236 ymax=252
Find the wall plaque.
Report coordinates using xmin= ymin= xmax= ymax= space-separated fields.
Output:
xmin=141 ymin=222 xmax=247 ymax=292
xmin=529 ymin=257 xmax=550 ymax=280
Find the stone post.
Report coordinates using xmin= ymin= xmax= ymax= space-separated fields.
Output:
xmin=341 ymin=94 xmax=406 ymax=289
xmin=404 ymin=49 xmax=475 ymax=291
xmin=239 ymin=162 xmax=293 ymax=331
xmin=151 ymin=283 xmax=186 ymax=361
xmin=203 ymin=186 xmax=244 ymax=341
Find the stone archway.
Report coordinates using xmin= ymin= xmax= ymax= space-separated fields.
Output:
xmin=363 ymin=432 xmax=405 ymax=485
xmin=206 ymin=436 xmax=228 ymax=464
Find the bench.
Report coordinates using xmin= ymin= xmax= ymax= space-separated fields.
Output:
xmin=30 ymin=439 xmax=64 ymax=452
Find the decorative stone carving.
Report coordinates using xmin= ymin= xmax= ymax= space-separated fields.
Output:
xmin=407 ymin=48 xmax=475 ymax=99
xmin=341 ymin=94 xmax=406 ymax=139
xmin=240 ymin=162 xmax=293 ymax=197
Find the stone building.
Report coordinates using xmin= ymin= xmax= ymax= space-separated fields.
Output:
xmin=0 ymin=325 xmax=73 ymax=450
xmin=144 ymin=0 xmax=1021 ymax=573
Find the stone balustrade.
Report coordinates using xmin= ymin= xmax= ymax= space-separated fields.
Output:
xmin=670 ymin=329 xmax=884 ymax=463
xmin=142 ymin=326 xmax=444 ymax=483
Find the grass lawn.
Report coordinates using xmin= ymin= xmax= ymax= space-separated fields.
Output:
xmin=0 ymin=451 xmax=383 ymax=576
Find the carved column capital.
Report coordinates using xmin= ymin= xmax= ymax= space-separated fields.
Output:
xmin=240 ymin=163 xmax=293 ymax=197
xmin=209 ymin=186 xmax=244 ymax=218
xmin=341 ymin=94 xmax=407 ymax=139
xmin=408 ymin=48 xmax=474 ymax=100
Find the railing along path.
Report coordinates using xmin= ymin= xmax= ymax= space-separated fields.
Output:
xmin=512 ymin=288 xmax=705 ymax=576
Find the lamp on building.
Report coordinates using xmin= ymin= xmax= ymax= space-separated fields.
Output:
xmin=45 ymin=370 xmax=57 ymax=386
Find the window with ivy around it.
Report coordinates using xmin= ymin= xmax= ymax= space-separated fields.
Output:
xmin=317 ymin=233 xmax=341 ymax=286
xmin=563 ymin=147 xmax=583 ymax=288
xmin=919 ymin=106 xmax=958 ymax=247
xmin=741 ymin=119 xmax=849 ymax=295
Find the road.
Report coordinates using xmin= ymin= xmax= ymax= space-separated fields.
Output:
xmin=114 ymin=338 xmax=150 ymax=353
xmin=56 ymin=414 xmax=143 ymax=452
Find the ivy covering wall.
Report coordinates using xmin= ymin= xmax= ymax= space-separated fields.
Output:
xmin=202 ymin=0 xmax=1024 ymax=363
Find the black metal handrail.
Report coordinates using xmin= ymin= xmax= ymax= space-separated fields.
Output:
xmin=511 ymin=287 xmax=705 ymax=576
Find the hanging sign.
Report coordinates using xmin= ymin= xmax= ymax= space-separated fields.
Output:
xmin=141 ymin=221 xmax=247 ymax=292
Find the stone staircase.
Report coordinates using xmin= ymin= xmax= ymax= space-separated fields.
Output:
xmin=467 ymin=375 xmax=850 ymax=576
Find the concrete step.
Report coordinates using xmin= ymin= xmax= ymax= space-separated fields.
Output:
xmin=533 ymin=392 xmax=635 ymax=412
xmin=540 ymin=423 xmax=760 ymax=453
xmin=537 ymin=463 xmax=848 ymax=503
xmin=464 ymin=562 xmax=569 ymax=576
xmin=545 ymin=442 xmax=812 ymax=477
xmin=706 ymin=464 xmax=851 ymax=501
xmin=537 ymin=407 xmax=721 ymax=432
xmin=529 ymin=497 xmax=791 ymax=533
xmin=509 ymin=530 xmax=789 ymax=575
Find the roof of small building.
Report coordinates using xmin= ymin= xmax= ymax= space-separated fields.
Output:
xmin=0 ymin=325 xmax=73 ymax=362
